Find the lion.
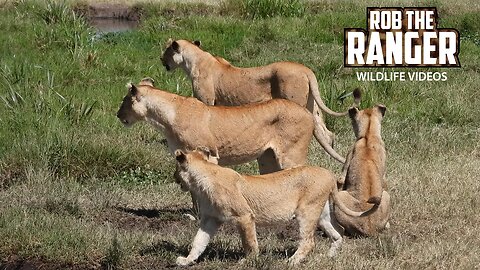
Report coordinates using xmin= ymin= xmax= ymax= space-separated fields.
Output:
xmin=117 ymin=79 xmax=321 ymax=215
xmin=334 ymin=105 xmax=391 ymax=236
xmin=116 ymin=79 xmax=315 ymax=173
xmin=173 ymin=149 xmax=376 ymax=266
xmin=161 ymin=39 xmax=362 ymax=163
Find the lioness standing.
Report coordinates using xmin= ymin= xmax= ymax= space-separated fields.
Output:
xmin=334 ymin=105 xmax=391 ymax=236
xmin=173 ymin=149 xmax=373 ymax=266
xmin=116 ymin=79 xmax=315 ymax=173
xmin=161 ymin=39 xmax=359 ymax=163
xmin=116 ymin=79 xmax=321 ymax=215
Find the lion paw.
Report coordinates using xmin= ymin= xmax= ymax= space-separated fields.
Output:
xmin=328 ymin=239 xmax=342 ymax=258
xmin=176 ymin=256 xmax=193 ymax=266
xmin=182 ymin=213 xmax=197 ymax=221
xmin=327 ymin=248 xmax=337 ymax=258
xmin=287 ymin=255 xmax=303 ymax=265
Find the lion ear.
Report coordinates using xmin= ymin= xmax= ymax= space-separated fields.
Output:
xmin=139 ymin=77 xmax=155 ymax=87
xmin=175 ymin=150 xmax=187 ymax=163
xmin=210 ymin=147 xmax=219 ymax=159
xmin=352 ymin=88 xmax=362 ymax=106
xmin=193 ymin=40 xmax=201 ymax=47
xmin=196 ymin=146 xmax=211 ymax=159
xmin=348 ymin=107 xmax=359 ymax=119
xmin=209 ymin=148 xmax=219 ymax=164
xmin=126 ymin=83 xmax=138 ymax=96
xmin=376 ymin=104 xmax=386 ymax=117
xmin=172 ymin=41 xmax=180 ymax=52
xmin=165 ymin=38 xmax=173 ymax=47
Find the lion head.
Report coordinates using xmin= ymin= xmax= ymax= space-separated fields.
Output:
xmin=116 ymin=83 xmax=148 ymax=127
xmin=161 ymin=39 xmax=201 ymax=71
xmin=174 ymin=148 xmax=219 ymax=191
xmin=348 ymin=105 xmax=386 ymax=139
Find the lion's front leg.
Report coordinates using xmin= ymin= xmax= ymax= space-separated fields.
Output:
xmin=288 ymin=213 xmax=317 ymax=265
xmin=176 ymin=217 xmax=222 ymax=266
xmin=183 ymin=191 xmax=199 ymax=221
xmin=192 ymin=81 xmax=216 ymax=105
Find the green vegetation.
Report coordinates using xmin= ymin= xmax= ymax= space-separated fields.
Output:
xmin=242 ymin=0 xmax=306 ymax=18
xmin=1 ymin=0 xmax=479 ymax=269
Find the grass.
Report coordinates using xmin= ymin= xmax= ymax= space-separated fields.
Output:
xmin=0 ymin=0 xmax=480 ymax=269
xmin=242 ymin=0 xmax=306 ymax=19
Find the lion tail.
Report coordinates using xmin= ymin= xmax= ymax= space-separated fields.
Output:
xmin=313 ymin=129 xmax=346 ymax=163
xmin=367 ymin=195 xmax=382 ymax=205
xmin=307 ymin=72 xmax=361 ymax=117
xmin=331 ymin=186 xmax=379 ymax=217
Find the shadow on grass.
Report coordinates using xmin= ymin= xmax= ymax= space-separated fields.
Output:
xmin=115 ymin=206 xmax=194 ymax=220
xmin=139 ymin=240 xmax=244 ymax=263
xmin=99 ymin=205 xmax=197 ymax=232
xmin=115 ymin=207 xmax=301 ymax=263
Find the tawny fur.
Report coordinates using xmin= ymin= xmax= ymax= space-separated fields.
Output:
xmin=173 ymin=150 xmax=372 ymax=266
xmin=116 ymin=81 xmax=315 ymax=173
xmin=161 ymin=39 xmax=357 ymax=163
xmin=334 ymin=105 xmax=391 ymax=236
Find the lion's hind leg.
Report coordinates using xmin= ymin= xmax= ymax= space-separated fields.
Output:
xmin=288 ymin=204 xmax=322 ymax=265
xmin=376 ymin=190 xmax=391 ymax=232
xmin=318 ymin=202 xmax=343 ymax=257
xmin=235 ymin=212 xmax=259 ymax=257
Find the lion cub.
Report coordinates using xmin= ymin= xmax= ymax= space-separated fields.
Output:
xmin=334 ymin=105 xmax=391 ymax=236
xmin=173 ymin=149 xmax=372 ymax=266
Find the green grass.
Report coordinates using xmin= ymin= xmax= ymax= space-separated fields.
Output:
xmin=1 ymin=0 xmax=480 ymax=269
xmin=242 ymin=0 xmax=306 ymax=19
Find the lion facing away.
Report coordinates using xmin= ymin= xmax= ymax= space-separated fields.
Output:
xmin=161 ymin=39 xmax=362 ymax=163
xmin=334 ymin=105 xmax=391 ymax=236
xmin=173 ymin=149 xmax=374 ymax=266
